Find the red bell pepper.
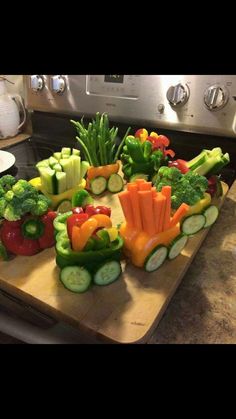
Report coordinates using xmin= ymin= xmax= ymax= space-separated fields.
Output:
xmin=67 ymin=213 xmax=89 ymax=241
xmin=146 ymin=134 xmax=175 ymax=158
xmin=0 ymin=211 xmax=57 ymax=256
xmin=168 ymin=159 xmax=189 ymax=174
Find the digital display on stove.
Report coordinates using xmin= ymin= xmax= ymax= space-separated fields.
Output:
xmin=104 ymin=75 xmax=124 ymax=84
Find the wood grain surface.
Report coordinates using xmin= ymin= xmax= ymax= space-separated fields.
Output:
xmin=0 ymin=182 xmax=228 ymax=344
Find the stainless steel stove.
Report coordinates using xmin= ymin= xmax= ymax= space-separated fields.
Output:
xmin=1 ymin=74 xmax=236 ymax=344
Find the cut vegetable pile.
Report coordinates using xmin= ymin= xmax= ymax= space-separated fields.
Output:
xmin=36 ymin=147 xmax=90 ymax=195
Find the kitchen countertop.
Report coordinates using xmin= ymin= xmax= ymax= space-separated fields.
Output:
xmin=149 ymin=180 xmax=236 ymax=344
xmin=0 ymin=133 xmax=30 ymax=150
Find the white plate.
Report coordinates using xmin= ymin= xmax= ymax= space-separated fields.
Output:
xmin=0 ymin=150 xmax=16 ymax=174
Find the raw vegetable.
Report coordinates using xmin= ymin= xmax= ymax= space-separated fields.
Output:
xmin=67 ymin=213 xmax=89 ymax=241
xmin=56 ymin=199 xmax=72 ymax=213
xmin=60 ymin=266 xmax=92 ymax=293
xmin=155 ymin=166 xmax=209 ymax=209
xmin=0 ymin=240 xmax=8 ymax=261
xmin=186 ymin=147 xmax=230 ymax=176
xmin=93 ymin=260 xmax=121 ymax=285
xmin=71 ymin=112 xmax=131 ymax=166
xmin=36 ymin=147 xmax=89 ymax=195
xmin=169 ymin=203 xmax=190 ymax=228
xmin=181 ymin=214 xmax=206 ymax=235
xmin=0 ymin=175 xmax=51 ymax=221
xmin=90 ymin=177 xmax=107 ymax=195
xmin=87 ymin=163 xmax=119 ymax=180
xmin=168 ymin=234 xmax=188 ymax=260
xmin=203 ymin=205 xmax=219 ymax=228
xmin=129 ymin=173 xmax=149 ymax=182
xmin=1 ymin=211 xmax=57 ymax=256
xmin=207 ymin=175 xmax=223 ymax=198
xmin=144 ymin=245 xmax=168 ymax=272
xmin=72 ymin=189 xmax=94 ymax=208
xmin=107 ymin=174 xmax=124 ymax=193
xmin=118 ymin=180 xmax=189 ymax=268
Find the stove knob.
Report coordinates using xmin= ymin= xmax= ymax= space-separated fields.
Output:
xmin=30 ymin=75 xmax=44 ymax=91
xmin=204 ymin=85 xmax=229 ymax=111
xmin=166 ymin=83 xmax=190 ymax=107
xmin=51 ymin=75 xmax=66 ymax=94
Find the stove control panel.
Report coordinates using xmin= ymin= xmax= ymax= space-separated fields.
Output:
xmin=24 ymin=75 xmax=236 ymax=138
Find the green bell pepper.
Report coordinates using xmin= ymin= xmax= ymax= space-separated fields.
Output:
xmin=125 ymin=137 xmax=146 ymax=163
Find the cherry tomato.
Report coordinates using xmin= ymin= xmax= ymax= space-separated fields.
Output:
xmin=95 ymin=206 xmax=111 ymax=217
xmin=84 ymin=205 xmax=99 ymax=217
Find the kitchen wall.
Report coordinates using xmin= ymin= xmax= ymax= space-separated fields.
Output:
xmin=5 ymin=75 xmax=24 ymax=98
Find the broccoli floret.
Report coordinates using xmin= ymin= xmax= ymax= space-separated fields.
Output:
xmin=31 ymin=195 xmax=50 ymax=216
xmin=184 ymin=171 xmax=208 ymax=198
xmin=12 ymin=180 xmax=38 ymax=200
xmin=21 ymin=198 xmax=37 ymax=214
xmin=3 ymin=204 xmax=21 ymax=221
xmin=0 ymin=175 xmax=17 ymax=191
xmin=0 ymin=197 xmax=7 ymax=216
xmin=0 ymin=185 xmax=5 ymax=197
xmin=4 ymin=190 xmax=14 ymax=202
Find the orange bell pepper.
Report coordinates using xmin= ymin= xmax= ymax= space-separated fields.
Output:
xmin=87 ymin=162 xmax=119 ymax=180
xmin=72 ymin=217 xmax=98 ymax=251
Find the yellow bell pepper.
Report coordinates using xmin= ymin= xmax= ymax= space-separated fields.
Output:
xmin=185 ymin=193 xmax=211 ymax=216
xmin=89 ymin=214 xmax=112 ymax=228
xmin=29 ymin=177 xmax=86 ymax=209
xmin=150 ymin=131 xmax=159 ymax=139
xmin=106 ymin=227 xmax=118 ymax=242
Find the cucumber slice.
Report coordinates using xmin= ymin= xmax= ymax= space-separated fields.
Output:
xmin=72 ymin=189 xmax=93 ymax=208
xmin=72 ymin=148 xmax=80 ymax=156
xmin=203 ymin=205 xmax=219 ymax=228
xmin=60 ymin=266 xmax=92 ymax=293
xmin=53 ymin=152 xmax=62 ymax=161
xmin=90 ymin=176 xmax=107 ymax=195
xmin=60 ymin=158 xmax=74 ymax=189
xmin=56 ymin=199 xmax=72 ymax=214
xmin=49 ymin=156 xmax=58 ymax=168
xmin=80 ymin=161 xmax=90 ymax=181
xmin=181 ymin=214 xmax=206 ymax=235
xmin=130 ymin=173 xmax=149 ymax=182
xmin=55 ymin=172 xmax=67 ymax=194
xmin=38 ymin=167 xmax=56 ymax=194
xmin=168 ymin=233 xmax=188 ymax=260
xmin=107 ymin=174 xmax=124 ymax=193
xmin=36 ymin=159 xmax=49 ymax=169
xmin=93 ymin=260 xmax=121 ymax=286
xmin=61 ymin=147 xmax=71 ymax=156
xmin=145 ymin=245 xmax=168 ymax=272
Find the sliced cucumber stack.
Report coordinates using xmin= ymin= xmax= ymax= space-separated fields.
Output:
xmin=60 ymin=266 xmax=92 ymax=293
xmin=144 ymin=245 xmax=168 ymax=272
xmin=107 ymin=174 xmax=124 ymax=193
xmin=93 ymin=260 xmax=122 ymax=286
xmin=90 ymin=176 xmax=107 ymax=195
xmin=168 ymin=234 xmax=188 ymax=260
xmin=181 ymin=214 xmax=206 ymax=235
xmin=203 ymin=205 xmax=219 ymax=228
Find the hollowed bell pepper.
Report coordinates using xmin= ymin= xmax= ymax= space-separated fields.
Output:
xmin=0 ymin=211 xmax=57 ymax=256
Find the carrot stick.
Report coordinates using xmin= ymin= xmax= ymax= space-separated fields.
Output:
xmin=151 ymin=186 xmax=157 ymax=199
xmin=139 ymin=182 xmax=152 ymax=191
xmin=161 ymin=186 xmax=172 ymax=231
xmin=159 ymin=195 xmax=167 ymax=232
xmin=127 ymin=183 xmax=142 ymax=230
xmin=118 ymin=190 xmax=134 ymax=227
xmin=169 ymin=203 xmax=190 ymax=228
xmin=135 ymin=179 xmax=145 ymax=187
xmin=153 ymin=193 xmax=166 ymax=233
xmin=138 ymin=190 xmax=155 ymax=235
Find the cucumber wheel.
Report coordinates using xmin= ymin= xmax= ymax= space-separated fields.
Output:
xmin=93 ymin=260 xmax=122 ymax=286
xmin=90 ymin=176 xmax=107 ymax=195
xmin=107 ymin=174 xmax=124 ymax=193
xmin=60 ymin=266 xmax=92 ymax=293
xmin=203 ymin=205 xmax=219 ymax=228
xmin=144 ymin=245 xmax=168 ymax=272
xmin=181 ymin=214 xmax=206 ymax=235
xmin=168 ymin=233 xmax=188 ymax=260
xmin=56 ymin=199 xmax=72 ymax=213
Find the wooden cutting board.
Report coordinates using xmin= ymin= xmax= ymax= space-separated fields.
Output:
xmin=0 ymin=182 xmax=229 ymax=344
